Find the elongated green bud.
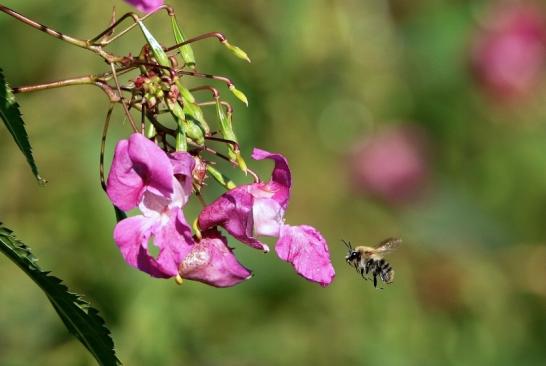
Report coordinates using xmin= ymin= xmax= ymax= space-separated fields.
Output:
xmin=175 ymin=80 xmax=209 ymax=134
xmin=215 ymin=100 xmax=247 ymax=173
xmin=137 ymin=21 xmax=170 ymax=67
xmin=167 ymin=99 xmax=204 ymax=146
xmin=207 ymin=165 xmax=236 ymax=190
xmin=171 ymin=16 xmax=196 ymax=68
xmin=222 ymin=40 xmax=251 ymax=63
xmin=176 ymin=125 xmax=187 ymax=151
xmin=229 ymin=84 xmax=248 ymax=106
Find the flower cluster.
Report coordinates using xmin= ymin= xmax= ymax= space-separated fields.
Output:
xmin=106 ymin=134 xmax=335 ymax=287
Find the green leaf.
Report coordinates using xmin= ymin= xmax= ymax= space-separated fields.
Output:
xmin=171 ymin=16 xmax=196 ymax=68
xmin=0 ymin=68 xmax=45 ymax=183
xmin=215 ymin=99 xmax=247 ymax=173
xmin=0 ymin=223 xmax=121 ymax=366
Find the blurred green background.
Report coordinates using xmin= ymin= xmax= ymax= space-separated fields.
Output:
xmin=1 ymin=0 xmax=546 ymax=365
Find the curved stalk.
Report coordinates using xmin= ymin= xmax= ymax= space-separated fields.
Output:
xmin=99 ymin=104 xmax=115 ymax=191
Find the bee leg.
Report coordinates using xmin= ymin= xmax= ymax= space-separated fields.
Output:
xmin=365 ymin=259 xmax=373 ymax=275
xmin=373 ymin=264 xmax=384 ymax=289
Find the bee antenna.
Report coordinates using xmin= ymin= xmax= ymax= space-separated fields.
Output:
xmin=341 ymin=239 xmax=352 ymax=250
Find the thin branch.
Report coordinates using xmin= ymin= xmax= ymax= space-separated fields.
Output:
xmin=177 ymin=70 xmax=234 ymax=88
xmin=164 ymin=32 xmax=227 ymax=53
xmin=90 ymin=5 xmax=174 ymax=46
xmin=0 ymin=4 xmax=119 ymax=63
xmin=0 ymin=4 xmax=87 ymax=48
xmin=109 ymin=63 xmax=138 ymax=132
xmin=197 ymin=100 xmax=233 ymax=115
xmin=12 ymin=75 xmax=98 ymax=94
xmin=205 ymin=136 xmax=240 ymax=151
xmin=190 ymin=85 xmax=219 ymax=98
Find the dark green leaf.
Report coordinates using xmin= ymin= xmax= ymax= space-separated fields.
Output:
xmin=0 ymin=223 xmax=121 ymax=366
xmin=0 ymin=68 xmax=45 ymax=183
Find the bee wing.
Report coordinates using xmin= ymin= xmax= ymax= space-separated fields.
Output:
xmin=374 ymin=237 xmax=402 ymax=254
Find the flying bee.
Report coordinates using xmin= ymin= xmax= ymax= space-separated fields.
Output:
xmin=343 ymin=238 xmax=401 ymax=288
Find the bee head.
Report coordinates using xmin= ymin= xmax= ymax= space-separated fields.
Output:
xmin=345 ymin=250 xmax=360 ymax=263
xmin=342 ymin=240 xmax=359 ymax=263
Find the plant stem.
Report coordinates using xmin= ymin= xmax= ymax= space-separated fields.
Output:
xmin=12 ymin=75 xmax=98 ymax=94
xmin=0 ymin=4 xmax=87 ymax=48
xmin=12 ymin=74 xmax=122 ymax=103
xmin=177 ymin=70 xmax=234 ymax=88
xmin=109 ymin=63 xmax=138 ymax=132
xmin=0 ymin=4 xmax=120 ymax=63
xmin=100 ymin=104 xmax=115 ymax=192
xmin=164 ymin=32 xmax=227 ymax=53
xmin=90 ymin=5 xmax=174 ymax=46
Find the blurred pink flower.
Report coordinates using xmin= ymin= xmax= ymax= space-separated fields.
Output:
xmin=349 ymin=125 xmax=429 ymax=204
xmin=124 ymin=0 xmax=163 ymax=13
xmin=199 ymin=148 xmax=335 ymax=286
xmin=471 ymin=3 xmax=546 ymax=100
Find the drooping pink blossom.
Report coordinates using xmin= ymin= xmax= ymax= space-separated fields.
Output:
xmin=198 ymin=148 xmax=335 ymax=286
xmin=107 ymin=133 xmax=194 ymax=278
xmin=124 ymin=0 xmax=163 ymax=13
xmin=471 ymin=3 xmax=546 ymax=100
xmin=349 ymin=125 xmax=429 ymax=205
xmin=179 ymin=229 xmax=252 ymax=287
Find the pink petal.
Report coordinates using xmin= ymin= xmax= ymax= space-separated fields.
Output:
xmin=127 ymin=133 xmax=173 ymax=198
xmin=106 ymin=140 xmax=144 ymax=211
xmin=276 ymin=225 xmax=335 ymax=286
xmin=113 ymin=209 xmax=193 ymax=278
xmin=170 ymin=152 xmax=195 ymax=206
xmin=252 ymin=197 xmax=284 ymax=237
xmin=180 ymin=230 xmax=252 ymax=287
xmin=252 ymin=148 xmax=292 ymax=209
xmin=124 ymin=0 xmax=163 ymax=13
xmin=153 ymin=209 xmax=195 ymax=276
xmin=198 ymin=185 xmax=269 ymax=252
xmin=106 ymin=134 xmax=173 ymax=211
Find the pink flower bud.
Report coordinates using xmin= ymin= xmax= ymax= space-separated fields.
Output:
xmin=124 ymin=0 xmax=163 ymax=14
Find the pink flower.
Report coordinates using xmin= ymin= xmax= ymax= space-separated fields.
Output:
xmin=179 ymin=229 xmax=252 ymax=288
xmin=349 ymin=125 xmax=429 ymax=205
xmin=198 ymin=149 xmax=335 ymax=286
xmin=107 ymin=133 xmax=251 ymax=287
xmin=107 ymin=133 xmax=194 ymax=278
xmin=471 ymin=3 xmax=546 ymax=100
xmin=124 ymin=0 xmax=163 ymax=13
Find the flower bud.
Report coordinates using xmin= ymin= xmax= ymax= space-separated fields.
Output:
xmin=222 ymin=40 xmax=251 ymax=63
xmin=229 ymin=84 xmax=249 ymax=106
